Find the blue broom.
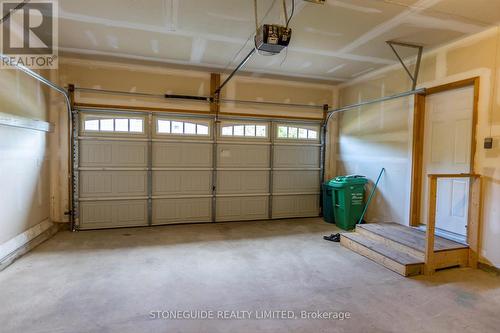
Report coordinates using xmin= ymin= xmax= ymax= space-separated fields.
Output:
xmin=357 ymin=168 xmax=385 ymax=225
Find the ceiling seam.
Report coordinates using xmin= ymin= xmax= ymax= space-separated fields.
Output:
xmin=378 ymin=0 xmax=498 ymax=26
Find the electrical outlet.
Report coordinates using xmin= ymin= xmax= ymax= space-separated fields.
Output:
xmin=484 ymin=137 xmax=493 ymax=149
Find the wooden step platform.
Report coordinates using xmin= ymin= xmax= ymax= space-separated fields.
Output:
xmin=357 ymin=223 xmax=468 ymax=252
xmin=341 ymin=233 xmax=424 ymax=276
xmin=340 ymin=223 xmax=469 ymax=277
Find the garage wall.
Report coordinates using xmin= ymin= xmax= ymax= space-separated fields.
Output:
xmin=57 ymin=56 xmax=334 ymax=118
xmin=337 ymin=26 xmax=500 ymax=268
xmin=335 ymin=90 xmax=414 ymax=227
xmin=0 ymin=70 xmax=52 ymax=249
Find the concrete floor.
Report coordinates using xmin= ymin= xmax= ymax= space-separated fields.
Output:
xmin=1 ymin=218 xmax=499 ymax=333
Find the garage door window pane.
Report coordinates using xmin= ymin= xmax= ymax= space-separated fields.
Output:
xmin=233 ymin=125 xmax=244 ymax=136
xmin=256 ymin=125 xmax=266 ymax=137
xmin=172 ymin=121 xmax=183 ymax=134
xmin=197 ymin=124 xmax=209 ymax=135
xmin=157 ymin=119 xmax=210 ymax=136
xmin=185 ymin=122 xmax=196 ymax=134
xmin=82 ymin=116 xmax=145 ymax=134
xmin=115 ymin=119 xmax=129 ymax=132
xmin=277 ymin=126 xmax=288 ymax=138
xmin=157 ymin=120 xmax=171 ymax=133
xmin=100 ymin=119 xmax=114 ymax=132
xmin=221 ymin=123 xmax=267 ymax=138
xmin=308 ymin=130 xmax=318 ymax=139
xmin=298 ymin=128 xmax=308 ymax=139
xmin=130 ymin=119 xmax=144 ymax=133
xmin=245 ymin=125 xmax=255 ymax=137
xmin=84 ymin=119 xmax=99 ymax=131
xmin=222 ymin=126 xmax=233 ymax=136
xmin=277 ymin=125 xmax=319 ymax=141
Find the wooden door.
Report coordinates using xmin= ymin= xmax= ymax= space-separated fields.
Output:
xmin=421 ymin=86 xmax=474 ymax=236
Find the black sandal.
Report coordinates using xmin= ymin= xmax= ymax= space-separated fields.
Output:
xmin=323 ymin=233 xmax=341 ymax=242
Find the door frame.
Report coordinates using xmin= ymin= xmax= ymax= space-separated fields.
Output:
xmin=409 ymin=77 xmax=480 ymax=227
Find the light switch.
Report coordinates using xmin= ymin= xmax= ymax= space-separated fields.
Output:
xmin=484 ymin=137 xmax=493 ymax=149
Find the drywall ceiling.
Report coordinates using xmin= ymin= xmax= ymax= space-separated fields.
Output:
xmin=58 ymin=0 xmax=500 ymax=84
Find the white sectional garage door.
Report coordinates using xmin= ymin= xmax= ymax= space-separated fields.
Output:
xmin=75 ymin=110 xmax=321 ymax=230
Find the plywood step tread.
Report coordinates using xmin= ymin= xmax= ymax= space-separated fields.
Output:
xmin=357 ymin=223 xmax=468 ymax=253
xmin=341 ymin=233 xmax=423 ymax=266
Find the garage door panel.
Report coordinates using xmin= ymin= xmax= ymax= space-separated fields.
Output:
xmin=153 ymin=142 xmax=212 ymax=167
xmin=274 ymin=146 xmax=320 ymax=168
xmin=79 ymin=200 xmax=148 ymax=229
xmin=217 ymin=144 xmax=269 ymax=168
xmin=273 ymin=170 xmax=320 ymax=193
xmin=217 ymin=171 xmax=269 ymax=194
xmin=153 ymin=171 xmax=212 ymax=195
xmin=272 ymin=195 xmax=320 ymax=218
xmin=80 ymin=141 xmax=148 ymax=167
xmin=80 ymin=171 xmax=148 ymax=198
xmin=216 ymin=196 xmax=268 ymax=222
xmin=152 ymin=198 xmax=212 ymax=225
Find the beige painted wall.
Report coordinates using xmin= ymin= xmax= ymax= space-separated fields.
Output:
xmin=337 ymin=27 xmax=500 ymax=268
xmin=58 ymin=57 xmax=334 ymax=118
xmin=334 ymin=95 xmax=414 ymax=226
xmin=0 ymin=70 xmax=52 ymax=246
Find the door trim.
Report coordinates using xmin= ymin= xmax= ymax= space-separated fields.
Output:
xmin=409 ymin=77 xmax=480 ymax=227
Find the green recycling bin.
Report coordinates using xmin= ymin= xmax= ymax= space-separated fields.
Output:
xmin=331 ymin=175 xmax=368 ymax=230
xmin=322 ymin=181 xmax=336 ymax=224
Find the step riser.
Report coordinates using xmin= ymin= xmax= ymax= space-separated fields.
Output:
xmin=356 ymin=227 xmax=425 ymax=261
xmin=340 ymin=236 xmax=423 ymax=277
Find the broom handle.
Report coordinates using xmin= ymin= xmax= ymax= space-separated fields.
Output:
xmin=357 ymin=168 xmax=385 ymax=225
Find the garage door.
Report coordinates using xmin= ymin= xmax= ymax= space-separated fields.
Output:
xmin=75 ymin=109 xmax=321 ymax=230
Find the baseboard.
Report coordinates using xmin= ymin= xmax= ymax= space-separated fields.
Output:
xmin=0 ymin=219 xmax=60 ymax=272
xmin=478 ymin=262 xmax=500 ymax=275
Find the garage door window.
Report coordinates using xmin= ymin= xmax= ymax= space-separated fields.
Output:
xmin=221 ymin=123 xmax=267 ymax=138
xmin=277 ymin=125 xmax=318 ymax=140
xmin=83 ymin=116 xmax=144 ymax=134
xmin=157 ymin=119 xmax=210 ymax=136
